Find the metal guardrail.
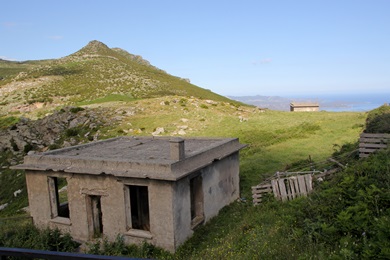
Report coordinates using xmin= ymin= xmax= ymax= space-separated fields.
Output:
xmin=0 ymin=247 xmax=143 ymax=260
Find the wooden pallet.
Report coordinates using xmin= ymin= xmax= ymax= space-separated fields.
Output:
xmin=251 ymin=183 xmax=272 ymax=205
xmin=271 ymin=174 xmax=313 ymax=201
xmin=359 ymin=133 xmax=390 ymax=158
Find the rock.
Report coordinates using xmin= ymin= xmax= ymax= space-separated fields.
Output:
xmin=180 ymin=118 xmax=189 ymax=123
xmin=13 ymin=189 xmax=22 ymax=197
xmin=152 ymin=127 xmax=165 ymax=136
xmin=0 ymin=203 xmax=8 ymax=211
xmin=239 ymin=116 xmax=248 ymax=122
xmin=205 ymin=100 xmax=218 ymax=105
xmin=178 ymin=129 xmax=186 ymax=135
xmin=0 ymin=106 xmax=107 ymax=162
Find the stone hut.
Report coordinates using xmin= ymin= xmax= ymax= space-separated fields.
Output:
xmin=290 ymin=102 xmax=319 ymax=112
xmin=13 ymin=136 xmax=246 ymax=252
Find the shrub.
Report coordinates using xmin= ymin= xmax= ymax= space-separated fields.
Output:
xmin=65 ymin=128 xmax=80 ymax=137
xmin=0 ymin=116 xmax=19 ymax=129
xmin=179 ymin=98 xmax=187 ymax=107
xmin=86 ymin=235 xmax=172 ymax=259
xmin=0 ymin=224 xmax=79 ymax=252
xmin=365 ymin=113 xmax=390 ymax=133
xmin=69 ymin=107 xmax=85 ymax=113
xmin=364 ymin=105 xmax=390 ymax=133
xmin=10 ymin=138 xmax=19 ymax=151
xmin=23 ymin=143 xmax=34 ymax=154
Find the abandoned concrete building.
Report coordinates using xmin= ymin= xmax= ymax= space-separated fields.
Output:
xmin=13 ymin=136 xmax=246 ymax=252
xmin=290 ymin=102 xmax=319 ymax=112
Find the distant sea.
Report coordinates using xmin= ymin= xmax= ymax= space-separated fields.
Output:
xmin=288 ymin=93 xmax=390 ymax=112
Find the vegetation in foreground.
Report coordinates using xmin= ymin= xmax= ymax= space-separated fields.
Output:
xmin=2 ymin=104 xmax=390 ymax=258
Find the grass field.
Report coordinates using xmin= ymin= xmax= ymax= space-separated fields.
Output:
xmin=90 ymin=97 xmax=366 ymax=197
xmin=0 ymin=97 xmax=369 ymax=258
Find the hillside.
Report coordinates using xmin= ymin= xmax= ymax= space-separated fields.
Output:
xmin=0 ymin=40 xmax=234 ymax=118
xmin=3 ymin=40 xmax=388 ymax=259
xmin=3 ymin=104 xmax=390 ymax=258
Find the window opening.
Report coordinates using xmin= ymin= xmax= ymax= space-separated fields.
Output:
xmin=87 ymin=195 xmax=103 ymax=238
xmin=190 ymin=175 xmax=204 ymax=227
xmin=128 ymin=185 xmax=150 ymax=231
xmin=48 ymin=177 xmax=69 ymax=218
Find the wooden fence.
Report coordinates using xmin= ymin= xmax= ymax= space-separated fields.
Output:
xmin=251 ymin=169 xmax=338 ymax=205
xmin=359 ymin=133 xmax=390 ymax=158
xmin=271 ymin=174 xmax=312 ymax=201
xmin=252 ymin=172 xmax=318 ymax=205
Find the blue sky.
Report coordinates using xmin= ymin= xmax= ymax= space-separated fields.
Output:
xmin=1 ymin=1 xmax=389 ymax=96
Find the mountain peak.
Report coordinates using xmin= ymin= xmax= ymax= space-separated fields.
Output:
xmin=77 ymin=40 xmax=111 ymax=55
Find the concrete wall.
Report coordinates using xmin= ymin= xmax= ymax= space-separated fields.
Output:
xmin=26 ymin=171 xmax=72 ymax=234
xmin=25 ymin=151 xmax=240 ymax=252
xmin=26 ymin=171 xmax=176 ymax=251
xmin=291 ymin=106 xmax=319 ymax=112
xmin=172 ymin=152 xmax=240 ymax=249
xmin=202 ymin=152 xmax=240 ymax=221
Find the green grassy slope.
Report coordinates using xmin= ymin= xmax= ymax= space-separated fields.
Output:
xmin=95 ymin=97 xmax=365 ymax=197
xmin=1 ymin=98 xmax=376 ymax=258
xmin=0 ymin=41 xmax=235 ymax=118
xmin=2 ymin=40 xmax=385 ymax=259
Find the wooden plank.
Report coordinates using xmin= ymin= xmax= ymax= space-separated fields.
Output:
xmin=271 ymin=179 xmax=280 ymax=199
xmin=289 ymin=178 xmax=296 ymax=199
xmin=359 ymin=148 xmax=380 ymax=153
xmin=359 ymin=143 xmax=388 ymax=148
xmin=252 ymin=189 xmax=272 ymax=195
xmin=360 ymin=137 xmax=389 ymax=143
xmin=297 ymin=175 xmax=307 ymax=196
xmin=252 ymin=193 xmax=267 ymax=199
xmin=328 ymin=158 xmax=346 ymax=169
xmin=291 ymin=177 xmax=300 ymax=198
xmin=360 ymin=133 xmax=390 ymax=138
xmin=305 ymin=174 xmax=313 ymax=193
xmin=278 ymin=179 xmax=288 ymax=201
xmin=251 ymin=185 xmax=272 ymax=191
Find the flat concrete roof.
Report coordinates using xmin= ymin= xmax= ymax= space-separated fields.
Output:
xmin=290 ymin=102 xmax=319 ymax=107
xmin=13 ymin=136 xmax=246 ymax=181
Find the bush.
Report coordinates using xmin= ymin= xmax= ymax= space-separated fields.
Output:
xmin=0 ymin=116 xmax=19 ymax=129
xmin=23 ymin=143 xmax=34 ymax=154
xmin=69 ymin=107 xmax=85 ymax=113
xmin=86 ymin=235 xmax=172 ymax=259
xmin=0 ymin=224 xmax=79 ymax=252
xmin=365 ymin=105 xmax=390 ymax=133
xmin=365 ymin=113 xmax=390 ymax=133
xmin=65 ymin=128 xmax=80 ymax=137
xmin=289 ymin=148 xmax=390 ymax=258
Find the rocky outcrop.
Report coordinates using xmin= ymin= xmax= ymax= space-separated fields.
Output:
xmin=0 ymin=107 xmax=110 ymax=156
